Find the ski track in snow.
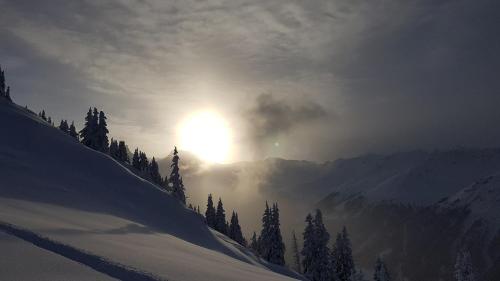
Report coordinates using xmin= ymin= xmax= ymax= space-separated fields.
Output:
xmin=0 ymin=222 xmax=168 ymax=281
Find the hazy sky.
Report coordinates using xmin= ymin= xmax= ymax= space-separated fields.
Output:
xmin=1 ymin=0 xmax=499 ymax=162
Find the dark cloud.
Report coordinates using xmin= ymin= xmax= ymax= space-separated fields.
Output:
xmin=245 ymin=93 xmax=327 ymax=149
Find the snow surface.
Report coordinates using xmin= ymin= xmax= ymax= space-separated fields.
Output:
xmin=0 ymin=100 xmax=300 ymax=281
xmin=0 ymin=231 xmax=116 ymax=281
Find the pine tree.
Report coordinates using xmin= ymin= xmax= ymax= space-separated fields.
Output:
xmin=59 ymin=120 xmax=69 ymax=134
xmin=250 ymin=232 xmax=259 ymax=253
xmin=197 ymin=205 xmax=200 ymax=214
xmin=291 ymin=230 xmax=302 ymax=273
xmin=132 ymin=148 xmax=141 ymax=170
xmin=117 ymin=141 xmax=129 ymax=163
xmin=139 ymin=152 xmax=148 ymax=171
xmin=47 ymin=116 xmax=52 ymax=125
xmin=40 ymin=110 xmax=47 ymax=121
xmin=215 ymin=198 xmax=227 ymax=234
xmin=259 ymin=202 xmax=272 ymax=260
xmin=302 ymin=213 xmax=315 ymax=279
xmin=332 ymin=226 xmax=355 ymax=281
xmin=80 ymin=108 xmax=95 ymax=147
xmin=301 ymin=210 xmax=333 ymax=281
xmin=0 ymin=67 xmax=5 ymax=97
xmin=454 ymin=249 xmax=475 ymax=281
xmin=205 ymin=194 xmax=216 ymax=227
xmin=69 ymin=121 xmax=79 ymax=140
xmin=168 ymin=147 xmax=186 ymax=204
xmin=109 ymin=139 xmax=119 ymax=159
xmin=269 ymin=203 xmax=285 ymax=265
xmin=96 ymin=111 xmax=109 ymax=152
xmin=149 ymin=157 xmax=162 ymax=185
xmin=229 ymin=211 xmax=245 ymax=246
xmin=314 ymin=209 xmax=333 ymax=281
xmin=374 ymin=257 xmax=391 ymax=281
xmin=90 ymin=108 xmax=99 ymax=149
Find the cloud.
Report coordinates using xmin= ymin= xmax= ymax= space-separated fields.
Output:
xmin=245 ymin=93 xmax=327 ymax=152
xmin=1 ymin=0 xmax=500 ymax=161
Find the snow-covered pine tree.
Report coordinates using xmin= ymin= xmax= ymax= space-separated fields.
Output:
xmin=59 ymin=120 xmax=69 ymax=134
xmin=259 ymin=202 xmax=272 ymax=260
xmin=139 ymin=151 xmax=149 ymax=171
xmin=132 ymin=148 xmax=141 ymax=170
xmin=314 ymin=209 xmax=333 ymax=281
xmin=215 ymin=198 xmax=227 ymax=234
xmin=250 ymin=232 xmax=259 ymax=253
xmin=80 ymin=108 xmax=94 ymax=148
xmin=374 ymin=257 xmax=391 ymax=281
xmin=90 ymin=108 xmax=99 ymax=149
xmin=229 ymin=211 xmax=246 ymax=246
xmin=109 ymin=139 xmax=119 ymax=159
xmin=0 ymin=67 xmax=11 ymax=102
xmin=117 ymin=141 xmax=129 ymax=163
xmin=96 ymin=111 xmax=109 ymax=152
xmin=269 ymin=203 xmax=285 ymax=265
xmin=69 ymin=121 xmax=79 ymax=140
xmin=454 ymin=249 xmax=475 ymax=281
xmin=301 ymin=213 xmax=315 ymax=279
xmin=332 ymin=226 xmax=355 ymax=281
xmin=205 ymin=194 xmax=216 ymax=228
xmin=168 ymin=147 xmax=186 ymax=204
xmin=0 ymin=66 xmax=5 ymax=97
xmin=149 ymin=157 xmax=162 ymax=185
xmin=291 ymin=230 xmax=302 ymax=273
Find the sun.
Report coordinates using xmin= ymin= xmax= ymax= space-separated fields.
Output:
xmin=178 ymin=111 xmax=232 ymax=163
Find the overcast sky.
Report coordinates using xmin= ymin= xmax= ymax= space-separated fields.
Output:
xmin=1 ymin=0 xmax=499 ymax=162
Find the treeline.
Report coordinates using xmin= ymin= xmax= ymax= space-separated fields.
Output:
xmin=78 ymin=107 xmax=186 ymax=204
xmin=27 ymin=101 xmax=187 ymax=205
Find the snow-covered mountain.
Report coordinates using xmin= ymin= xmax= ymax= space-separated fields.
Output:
xmin=0 ymin=99 xmax=301 ymax=281
xmin=163 ymin=146 xmax=500 ymax=280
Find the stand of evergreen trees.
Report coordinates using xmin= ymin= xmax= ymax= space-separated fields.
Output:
xmin=0 ymin=66 xmax=12 ymax=102
xmin=80 ymin=107 xmax=109 ymax=152
xmin=299 ymin=209 xmax=387 ymax=281
xmin=77 ymin=107 xmax=170 ymax=193
xmin=250 ymin=202 xmax=286 ymax=266
xmin=59 ymin=119 xmax=79 ymax=140
xmin=204 ymin=194 xmax=246 ymax=246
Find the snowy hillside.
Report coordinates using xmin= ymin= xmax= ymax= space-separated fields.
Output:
xmin=0 ymin=99 xmax=300 ymax=281
xmin=439 ymin=174 xmax=500 ymax=232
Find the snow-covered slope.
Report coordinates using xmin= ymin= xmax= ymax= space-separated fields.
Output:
xmin=0 ymin=99 xmax=300 ymax=281
xmin=439 ymin=174 xmax=500 ymax=233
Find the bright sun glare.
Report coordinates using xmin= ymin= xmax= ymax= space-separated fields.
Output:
xmin=179 ymin=111 xmax=232 ymax=163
